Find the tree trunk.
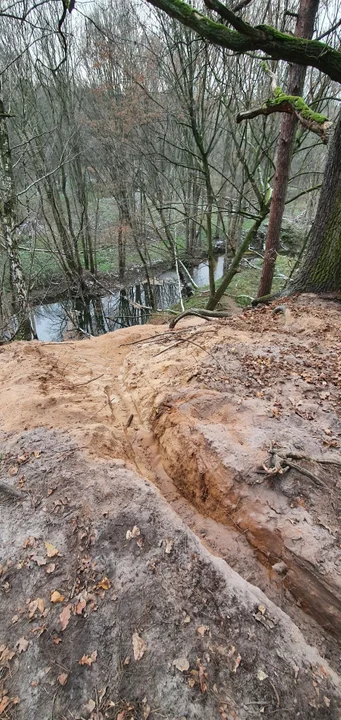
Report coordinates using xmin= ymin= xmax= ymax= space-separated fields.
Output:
xmin=118 ymin=221 xmax=126 ymax=282
xmin=257 ymin=0 xmax=319 ymax=299
xmin=291 ymin=111 xmax=341 ymax=292
xmin=206 ymin=209 xmax=268 ymax=310
xmin=0 ymin=83 xmax=35 ymax=339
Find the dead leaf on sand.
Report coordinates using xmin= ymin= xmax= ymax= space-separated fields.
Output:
xmin=31 ymin=554 xmax=47 ymax=566
xmin=132 ymin=632 xmax=146 ymax=661
xmin=0 ymin=645 xmax=15 ymax=667
xmin=78 ymin=650 xmax=98 ymax=666
xmin=197 ymin=625 xmax=209 ymax=636
xmin=23 ymin=537 xmax=35 ymax=549
xmin=0 ymin=696 xmax=10 ymax=714
xmin=165 ymin=538 xmax=174 ymax=554
xmin=16 ymin=637 xmax=29 ymax=654
xmin=58 ymin=673 xmax=68 ymax=686
xmin=142 ymin=696 xmax=151 ymax=719
xmin=0 ymin=695 xmax=20 ymax=713
xmin=44 ymin=541 xmax=59 ymax=558
xmin=84 ymin=699 xmax=96 ymax=713
xmin=173 ymin=657 xmax=189 ymax=672
xmin=197 ymin=658 xmax=208 ymax=693
xmin=59 ymin=604 xmax=72 ymax=631
xmin=126 ymin=526 xmax=141 ymax=540
xmin=28 ymin=598 xmax=44 ymax=618
xmin=75 ymin=599 xmax=86 ymax=615
xmin=51 ymin=590 xmax=65 ymax=603
xmin=96 ymin=576 xmax=111 ymax=590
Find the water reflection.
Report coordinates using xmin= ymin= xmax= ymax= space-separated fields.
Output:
xmin=34 ymin=280 xmax=181 ymax=342
xmin=33 ymin=255 xmax=225 ymax=342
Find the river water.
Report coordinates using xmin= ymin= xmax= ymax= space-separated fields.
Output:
xmin=33 ymin=255 xmax=225 ymax=342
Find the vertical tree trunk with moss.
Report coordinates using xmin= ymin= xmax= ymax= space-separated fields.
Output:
xmin=291 ymin=111 xmax=341 ymax=292
xmin=257 ymin=0 xmax=319 ymax=299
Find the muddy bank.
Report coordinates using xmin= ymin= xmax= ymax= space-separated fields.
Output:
xmin=1 ymin=294 xmax=341 ymax=717
xmin=1 ymin=429 xmax=341 ymax=720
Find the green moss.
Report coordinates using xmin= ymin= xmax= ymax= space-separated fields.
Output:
xmin=266 ymin=88 xmax=328 ymax=124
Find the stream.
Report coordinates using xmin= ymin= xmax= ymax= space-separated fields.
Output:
xmin=33 ymin=255 xmax=225 ymax=342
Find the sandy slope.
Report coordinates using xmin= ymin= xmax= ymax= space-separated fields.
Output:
xmin=1 ymin=295 xmax=341 ymax=718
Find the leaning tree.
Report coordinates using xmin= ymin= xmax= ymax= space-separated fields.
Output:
xmin=142 ymin=0 xmax=341 ymax=301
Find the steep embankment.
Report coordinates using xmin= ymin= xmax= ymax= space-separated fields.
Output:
xmin=1 ymin=294 xmax=341 ymax=718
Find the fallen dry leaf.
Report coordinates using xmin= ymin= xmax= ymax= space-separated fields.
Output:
xmin=23 ymin=537 xmax=35 ymax=549
xmin=78 ymin=650 xmax=98 ymax=666
xmin=126 ymin=526 xmax=140 ymax=540
xmin=142 ymin=696 xmax=151 ymax=719
xmin=51 ymin=591 xmax=65 ymax=604
xmin=197 ymin=659 xmax=208 ymax=693
xmin=16 ymin=637 xmax=29 ymax=654
xmin=75 ymin=599 xmax=86 ymax=615
xmin=31 ymin=624 xmax=46 ymax=637
xmin=232 ymin=653 xmax=241 ymax=673
xmin=0 ymin=696 xmax=10 ymax=713
xmin=46 ymin=563 xmax=55 ymax=574
xmin=227 ymin=646 xmax=241 ymax=673
xmin=8 ymin=465 xmax=18 ymax=476
xmin=28 ymin=598 xmax=45 ymax=618
xmin=165 ymin=538 xmax=174 ymax=554
xmin=132 ymin=632 xmax=147 ymax=661
xmin=58 ymin=673 xmax=68 ymax=686
xmin=257 ymin=669 xmax=268 ymax=681
xmin=44 ymin=542 xmax=59 ymax=558
xmin=84 ymin=699 xmax=96 ymax=713
xmin=197 ymin=625 xmax=209 ymax=636
xmin=30 ymin=554 xmax=47 ymax=566
xmin=173 ymin=657 xmax=189 ymax=672
xmin=97 ymin=577 xmax=111 ymax=590
xmin=59 ymin=604 xmax=72 ymax=631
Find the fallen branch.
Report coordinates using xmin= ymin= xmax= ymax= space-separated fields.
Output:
xmin=169 ymin=308 xmax=232 ymax=330
xmin=276 ymin=455 xmax=330 ymax=490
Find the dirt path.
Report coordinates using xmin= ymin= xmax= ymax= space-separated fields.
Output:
xmin=1 ymin=295 xmax=341 ymax=718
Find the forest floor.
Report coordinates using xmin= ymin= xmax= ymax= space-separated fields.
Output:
xmin=1 ymin=294 xmax=341 ymax=719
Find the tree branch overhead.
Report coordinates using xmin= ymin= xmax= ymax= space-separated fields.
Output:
xmin=144 ymin=0 xmax=341 ymax=83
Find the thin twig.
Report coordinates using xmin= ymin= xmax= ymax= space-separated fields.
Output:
xmin=269 ymin=680 xmax=280 ymax=709
xmin=73 ymin=373 xmax=104 ymax=387
xmin=152 ymin=329 xmax=209 ymax=357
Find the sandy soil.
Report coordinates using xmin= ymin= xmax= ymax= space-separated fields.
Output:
xmin=1 ymin=294 xmax=341 ymax=719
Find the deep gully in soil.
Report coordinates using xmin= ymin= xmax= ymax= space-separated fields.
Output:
xmin=149 ymin=407 xmax=341 ymax=639
xmin=123 ymin=395 xmax=340 ymax=668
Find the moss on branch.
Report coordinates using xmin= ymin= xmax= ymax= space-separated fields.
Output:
xmin=145 ymin=0 xmax=341 ymax=83
xmin=269 ymin=89 xmax=328 ymax=125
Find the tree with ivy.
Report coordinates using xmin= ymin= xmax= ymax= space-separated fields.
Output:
xmin=144 ymin=0 xmax=341 ymax=301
